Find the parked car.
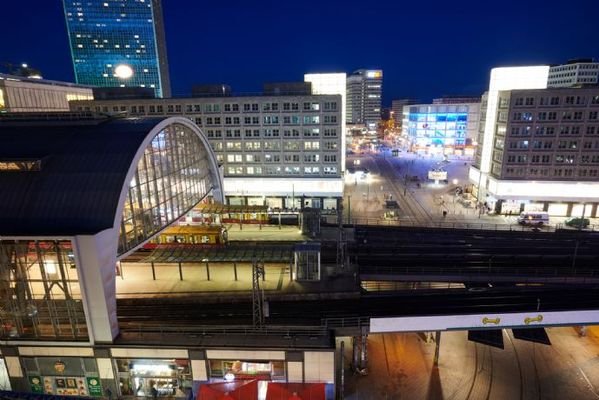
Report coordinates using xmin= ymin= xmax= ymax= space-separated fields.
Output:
xmin=565 ymin=217 xmax=590 ymax=228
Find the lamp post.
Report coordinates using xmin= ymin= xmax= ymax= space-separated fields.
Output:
xmin=476 ymin=168 xmax=484 ymax=219
xmin=347 ymin=195 xmax=351 ymax=225
xmin=580 ymin=203 xmax=587 ymax=230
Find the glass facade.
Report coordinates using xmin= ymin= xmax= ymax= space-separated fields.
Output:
xmin=0 ymin=240 xmax=87 ymax=341
xmin=407 ymin=105 xmax=469 ymax=148
xmin=118 ymin=123 xmax=214 ymax=254
xmin=63 ymin=0 xmax=169 ymax=97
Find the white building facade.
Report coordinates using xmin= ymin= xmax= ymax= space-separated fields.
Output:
xmin=470 ymin=65 xmax=599 ymax=216
xmin=0 ymin=73 xmax=93 ymax=112
xmin=548 ymin=60 xmax=599 ymax=88
xmin=304 ymin=73 xmax=347 ymax=171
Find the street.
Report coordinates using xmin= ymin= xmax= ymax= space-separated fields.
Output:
xmin=344 ymin=149 xmax=496 ymax=225
xmin=342 ymin=326 xmax=599 ymax=399
xmin=342 ymin=149 xmax=585 ymax=229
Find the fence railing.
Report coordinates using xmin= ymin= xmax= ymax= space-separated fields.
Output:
xmin=323 ymin=217 xmax=599 ymax=233
xmin=119 ymin=323 xmax=329 ymax=337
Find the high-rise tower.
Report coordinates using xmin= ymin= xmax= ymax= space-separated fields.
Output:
xmin=346 ymin=69 xmax=382 ymax=130
xmin=63 ymin=0 xmax=171 ymax=98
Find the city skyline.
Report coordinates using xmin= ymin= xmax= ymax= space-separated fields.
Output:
xmin=2 ymin=0 xmax=598 ymax=104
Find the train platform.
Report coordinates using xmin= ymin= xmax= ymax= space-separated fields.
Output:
xmin=117 ymin=224 xmax=359 ymax=302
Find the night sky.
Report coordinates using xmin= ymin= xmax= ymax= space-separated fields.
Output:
xmin=2 ymin=0 xmax=598 ymax=105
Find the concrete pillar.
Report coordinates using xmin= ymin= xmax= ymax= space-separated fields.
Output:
xmin=339 ymin=341 xmax=345 ymax=400
xmin=360 ymin=333 xmax=368 ymax=371
xmin=352 ymin=336 xmax=359 ymax=371
xmin=72 ymin=229 xmax=119 ymax=343
xmin=433 ymin=331 xmax=441 ymax=366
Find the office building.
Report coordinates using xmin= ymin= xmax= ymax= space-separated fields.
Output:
xmin=70 ymin=93 xmax=344 ymax=209
xmin=63 ymin=0 xmax=171 ymax=97
xmin=470 ymin=65 xmax=599 ymax=216
xmin=402 ymin=100 xmax=480 ymax=155
xmin=346 ymin=69 xmax=382 ymax=130
xmin=391 ymin=99 xmax=416 ymax=127
xmin=0 ymin=73 xmax=93 ymax=112
xmin=548 ymin=59 xmax=599 ymax=88
xmin=432 ymin=96 xmax=481 ymax=104
xmin=304 ymin=73 xmax=347 ymax=171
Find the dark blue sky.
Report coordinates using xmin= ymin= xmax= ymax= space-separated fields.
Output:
xmin=2 ymin=0 xmax=598 ymax=105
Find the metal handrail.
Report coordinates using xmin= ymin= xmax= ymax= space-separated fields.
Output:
xmin=119 ymin=323 xmax=329 ymax=337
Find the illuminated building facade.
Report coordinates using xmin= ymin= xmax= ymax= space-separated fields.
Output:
xmin=346 ymin=69 xmax=382 ymax=130
xmin=63 ymin=0 xmax=171 ymax=98
xmin=402 ymin=101 xmax=480 ymax=155
xmin=70 ymin=94 xmax=344 ymax=210
xmin=0 ymin=73 xmax=93 ymax=112
xmin=304 ymin=72 xmax=347 ymax=171
xmin=470 ymin=66 xmax=599 ymax=216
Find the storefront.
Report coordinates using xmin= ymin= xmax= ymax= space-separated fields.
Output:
xmin=208 ymin=359 xmax=285 ymax=382
xmin=22 ymin=357 xmax=102 ymax=397
xmin=115 ymin=358 xmax=191 ymax=398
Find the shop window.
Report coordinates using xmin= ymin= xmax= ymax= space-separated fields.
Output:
xmin=116 ymin=358 xmax=190 ymax=398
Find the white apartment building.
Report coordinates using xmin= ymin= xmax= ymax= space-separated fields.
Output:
xmin=470 ymin=65 xmax=599 ymax=217
xmin=0 ymin=73 xmax=93 ymax=112
xmin=548 ymin=59 xmax=599 ymax=88
xmin=304 ymin=73 xmax=347 ymax=171
xmin=70 ymin=94 xmax=343 ymax=210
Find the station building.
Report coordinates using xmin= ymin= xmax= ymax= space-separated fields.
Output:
xmin=69 ymin=93 xmax=344 ymax=212
xmin=0 ymin=116 xmax=336 ymax=398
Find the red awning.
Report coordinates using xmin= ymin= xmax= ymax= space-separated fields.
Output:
xmin=197 ymin=380 xmax=258 ymax=400
xmin=265 ymin=382 xmax=325 ymax=400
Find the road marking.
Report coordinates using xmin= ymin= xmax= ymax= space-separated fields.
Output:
xmin=578 ymin=366 xmax=599 ymax=398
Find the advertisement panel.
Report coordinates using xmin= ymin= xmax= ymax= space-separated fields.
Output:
xmin=428 ymin=170 xmax=448 ymax=180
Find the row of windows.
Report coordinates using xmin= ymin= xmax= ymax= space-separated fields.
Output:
xmin=506 ymin=154 xmax=599 ymax=164
xmin=211 ymin=141 xmax=337 ymax=151
xmin=210 ymin=141 xmax=330 ymax=151
xmin=511 ymin=95 xmax=599 ymax=107
xmin=224 ymin=153 xmax=338 ymax=163
xmin=79 ymin=101 xmax=339 ymax=114
xmin=550 ymin=64 xmax=599 ymax=71
xmin=505 ymin=167 xmax=599 ymax=178
xmin=510 ymin=125 xmax=599 ymax=136
xmin=507 ymin=140 xmax=599 ymax=150
xmin=512 ymin=111 xmax=599 ymax=122
xmin=205 ymin=128 xmax=337 ymax=138
xmin=226 ymin=166 xmax=338 ymax=176
xmin=199 ymin=115 xmax=338 ymax=126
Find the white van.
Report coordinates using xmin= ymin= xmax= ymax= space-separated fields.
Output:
xmin=517 ymin=211 xmax=549 ymax=226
